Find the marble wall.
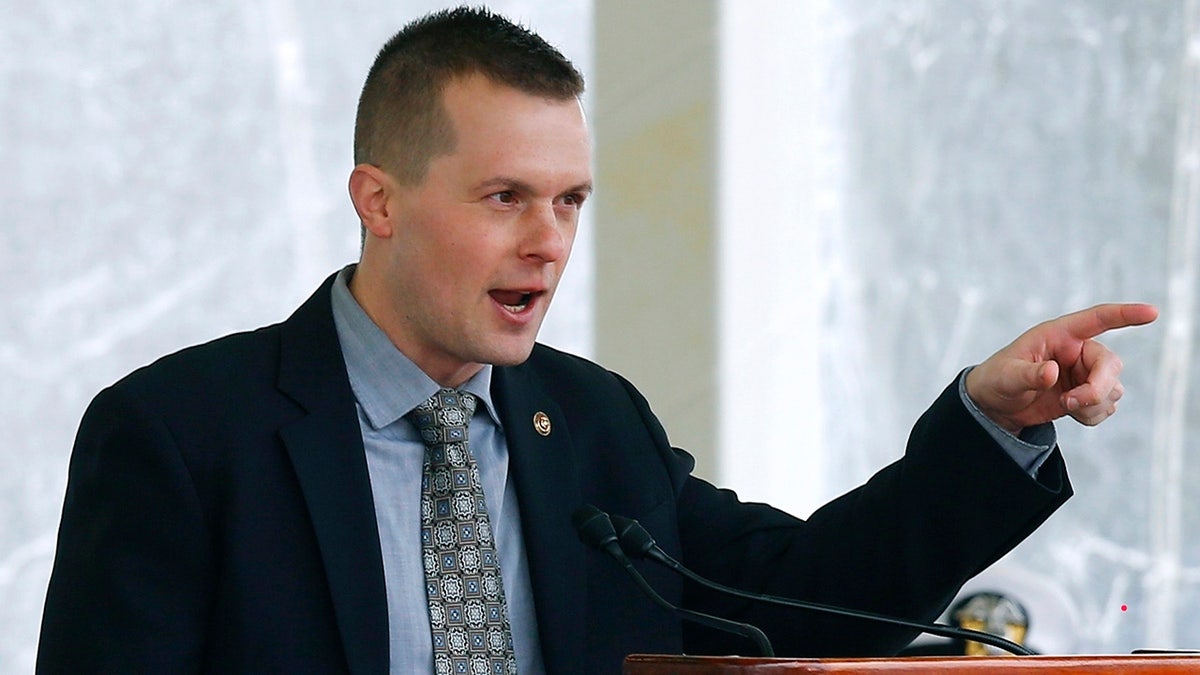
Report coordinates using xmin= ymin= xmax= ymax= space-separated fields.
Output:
xmin=821 ymin=0 xmax=1198 ymax=653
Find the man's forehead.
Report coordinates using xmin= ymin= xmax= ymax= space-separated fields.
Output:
xmin=441 ymin=73 xmax=584 ymax=115
xmin=440 ymin=80 xmax=590 ymax=144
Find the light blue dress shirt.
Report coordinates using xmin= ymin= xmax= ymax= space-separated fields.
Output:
xmin=330 ymin=266 xmax=546 ymax=675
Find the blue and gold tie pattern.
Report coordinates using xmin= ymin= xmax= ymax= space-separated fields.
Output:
xmin=408 ymin=388 xmax=516 ymax=675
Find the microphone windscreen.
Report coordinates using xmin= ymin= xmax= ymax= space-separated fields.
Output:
xmin=572 ymin=504 xmax=618 ymax=549
xmin=609 ymin=514 xmax=657 ymax=558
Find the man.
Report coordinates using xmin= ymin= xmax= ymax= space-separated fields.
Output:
xmin=37 ymin=6 xmax=1157 ymax=674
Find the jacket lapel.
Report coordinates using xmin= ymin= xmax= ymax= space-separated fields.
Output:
xmin=276 ymin=276 xmax=389 ymax=675
xmin=492 ymin=363 xmax=587 ymax=673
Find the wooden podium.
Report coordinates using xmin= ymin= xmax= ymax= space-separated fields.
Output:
xmin=624 ymin=654 xmax=1200 ymax=673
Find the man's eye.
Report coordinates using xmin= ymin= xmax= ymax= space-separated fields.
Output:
xmin=561 ymin=193 xmax=586 ymax=208
xmin=491 ymin=191 xmax=516 ymax=204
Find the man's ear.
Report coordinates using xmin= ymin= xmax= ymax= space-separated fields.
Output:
xmin=348 ymin=164 xmax=396 ymax=238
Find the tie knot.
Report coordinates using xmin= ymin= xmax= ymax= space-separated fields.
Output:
xmin=407 ymin=388 xmax=477 ymax=446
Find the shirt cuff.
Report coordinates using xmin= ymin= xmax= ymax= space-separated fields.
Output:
xmin=958 ymin=367 xmax=1057 ymax=477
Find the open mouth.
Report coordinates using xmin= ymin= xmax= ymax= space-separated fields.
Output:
xmin=490 ymin=290 xmax=536 ymax=313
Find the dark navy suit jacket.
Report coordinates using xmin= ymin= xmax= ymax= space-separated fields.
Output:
xmin=38 ymin=274 xmax=1071 ymax=673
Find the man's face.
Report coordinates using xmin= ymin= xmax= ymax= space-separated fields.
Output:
xmin=356 ymin=74 xmax=592 ymax=386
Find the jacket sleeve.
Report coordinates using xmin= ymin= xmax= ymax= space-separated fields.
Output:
xmin=619 ymin=374 xmax=1071 ymax=657
xmin=38 ymin=384 xmax=213 ymax=674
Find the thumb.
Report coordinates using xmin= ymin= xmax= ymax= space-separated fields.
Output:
xmin=1011 ymin=359 xmax=1057 ymax=394
xmin=969 ymin=355 xmax=1059 ymax=412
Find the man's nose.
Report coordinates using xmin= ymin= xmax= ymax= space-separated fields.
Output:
xmin=520 ymin=203 xmax=568 ymax=262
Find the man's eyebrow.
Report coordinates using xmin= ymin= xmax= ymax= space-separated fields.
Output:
xmin=567 ymin=182 xmax=594 ymax=196
xmin=474 ymin=177 xmax=533 ymax=194
xmin=474 ymin=177 xmax=594 ymax=196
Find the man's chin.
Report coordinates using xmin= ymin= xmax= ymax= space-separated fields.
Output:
xmin=480 ymin=339 xmax=538 ymax=368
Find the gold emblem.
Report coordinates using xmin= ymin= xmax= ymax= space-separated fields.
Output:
xmin=533 ymin=411 xmax=552 ymax=436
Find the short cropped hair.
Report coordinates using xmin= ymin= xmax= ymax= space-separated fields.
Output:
xmin=354 ymin=6 xmax=586 ymax=185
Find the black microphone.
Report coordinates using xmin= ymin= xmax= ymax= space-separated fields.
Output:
xmin=607 ymin=511 xmax=1035 ymax=657
xmin=571 ymin=505 xmax=775 ymax=657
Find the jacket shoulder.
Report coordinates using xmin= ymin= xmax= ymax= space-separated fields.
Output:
xmin=111 ymin=323 xmax=284 ymax=402
xmin=106 ymin=273 xmax=340 ymax=406
xmin=516 ymin=344 xmax=657 ymax=416
xmin=524 ymin=342 xmax=618 ymax=381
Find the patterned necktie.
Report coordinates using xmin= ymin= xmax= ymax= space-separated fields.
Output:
xmin=408 ymin=388 xmax=517 ymax=675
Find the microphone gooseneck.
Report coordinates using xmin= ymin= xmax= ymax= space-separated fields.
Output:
xmin=571 ymin=505 xmax=775 ymax=657
xmin=606 ymin=512 xmax=1035 ymax=658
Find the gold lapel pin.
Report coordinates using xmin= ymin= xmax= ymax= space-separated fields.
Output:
xmin=532 ymin=411 xmax=552 ymax=436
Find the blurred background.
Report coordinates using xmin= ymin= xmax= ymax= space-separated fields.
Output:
xmin=3 ymin=0 xmax=1197 ymax=669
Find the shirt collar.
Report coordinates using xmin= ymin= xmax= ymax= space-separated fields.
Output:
xmin=329 ymin=265 xmax=500 ymax=431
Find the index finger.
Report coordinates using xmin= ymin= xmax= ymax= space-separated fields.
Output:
xmin=1059 ymin=303 xmax=1159 ymax=340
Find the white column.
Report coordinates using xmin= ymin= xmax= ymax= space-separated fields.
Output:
xmin=716 ymin=0 xmax=843 ymax=516
xmin=594 ymin=0 xmax=721 ymax=479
